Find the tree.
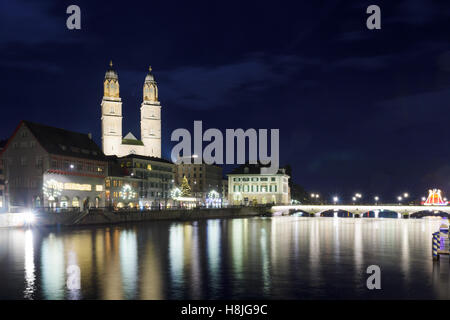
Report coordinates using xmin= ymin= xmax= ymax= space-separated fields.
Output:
xmin=181 ymin=176 xmax=191 ymax=197
xmin=284 ymin=164 xmax=311 ymax=203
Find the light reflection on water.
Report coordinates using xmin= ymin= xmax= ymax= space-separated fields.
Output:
xmin=0 ymin=217 xmax=449 ymax=299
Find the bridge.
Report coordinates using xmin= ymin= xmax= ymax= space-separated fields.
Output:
xmin=270 ymin=204 xmax=450 ymax=218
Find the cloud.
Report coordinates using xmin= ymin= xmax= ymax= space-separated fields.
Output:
xmin=159 ymin=54 xmax=320 ymax=110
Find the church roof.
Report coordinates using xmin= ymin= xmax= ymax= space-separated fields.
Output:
xmin=13 ymin=121 xmax=106 ymax=161
xmin=105 ymin=61 xmax=118 ymax=80
xmin=122 ymin=132 xmax=144 ymax=146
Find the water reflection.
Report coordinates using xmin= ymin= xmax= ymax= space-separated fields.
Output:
xmin=24 ymin=229 xmax=35 ymax=299
xmin=41 ymin=234 xmax=65 ymax=299
xmin=169 ymin=224 xmax=184 ymax=298
xmin=1 ymin=217 xmax=450 ymax=299
xmin=206 ymin=220 xmax=221 ymax=298
xmin=120 ymin=230 xmax=137 ymax=299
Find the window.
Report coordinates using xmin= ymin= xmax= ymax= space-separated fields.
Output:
xmin=36 ymin=157 xmax=43 ymax=169
xmin=271 ymin=177 xmax=276 ymax=181
xmin=20 ymin=157 xmax=27 ymax=166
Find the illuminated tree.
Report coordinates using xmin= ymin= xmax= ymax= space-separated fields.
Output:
xmin=181 ymin=176 xmax=191 ymax=197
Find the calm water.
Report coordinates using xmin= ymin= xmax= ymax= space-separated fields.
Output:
xmin=0 ymin=216 xmax=449 ymax=300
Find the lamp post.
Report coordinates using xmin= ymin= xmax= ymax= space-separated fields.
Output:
xmin=374 ymin=196 xmax=379 ymax=205
xmin=333 ymin=196 xmax=338 ymax=205
xmin=397 ymin=196 xmax=402 ymax=205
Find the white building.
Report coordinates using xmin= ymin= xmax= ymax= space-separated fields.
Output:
xmin=101 ymin=62 xmax=161 ymax=158
xmin=228 ymin=164 xmax=290 ymax=205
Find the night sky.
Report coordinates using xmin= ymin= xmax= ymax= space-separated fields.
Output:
xmin=1 ymin=0 xmax=450 ymax=203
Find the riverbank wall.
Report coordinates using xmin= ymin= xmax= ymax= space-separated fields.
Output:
xmin=0 ymin=206 xmax=271 ymax=229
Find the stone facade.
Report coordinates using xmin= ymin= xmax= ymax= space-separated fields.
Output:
xmin=101 ymin=63 xmax=161 ymax=158
xmin=1 ymin=121 xmax=107 ymax=211
xmin=0 ymin=140 xmax=5 ymax=212
xmin=228 ymin=164 xmax=290 ymax=205
xmin=175 ymin=162 xmax=223 ymax=203
xmin=106 ymin=155 xmax=175 ymax=209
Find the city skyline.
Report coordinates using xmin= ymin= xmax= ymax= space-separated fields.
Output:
xmin=1 ymin=1 xmax=450 ymax=199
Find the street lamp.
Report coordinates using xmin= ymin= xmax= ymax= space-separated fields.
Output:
xmin=333 ymin=196 xmax=338 ymax=204
xmin=397 ymin=196 xmax=402 ymax=205
xmin=403 ymin=193 xmax=409 ymax=198
xmin=374 ymin=196 xmax=379 ymax=205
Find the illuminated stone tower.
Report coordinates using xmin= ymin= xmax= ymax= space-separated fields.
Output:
xmin=101 ymin=61 xmax=123 ymax=156
xmin=140 ymin=66 xmax=162 ymax=158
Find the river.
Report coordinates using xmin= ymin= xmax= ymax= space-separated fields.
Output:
xmin=0 ymin=216 xmax=448 ymax=299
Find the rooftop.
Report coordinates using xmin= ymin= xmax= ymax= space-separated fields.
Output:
xmin=21 ymin=121 xmax=106 ymax=161
xmin=228 ymin=163 xmax=287 ymax=175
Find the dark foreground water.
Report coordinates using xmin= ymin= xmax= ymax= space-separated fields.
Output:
xmin=0 ymin=216 xmax=449 ymax=300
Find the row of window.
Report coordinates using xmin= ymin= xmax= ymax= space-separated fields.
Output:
xmin=58 ymin=144 xmax=99 ymax=156
xmin=106 ymin=180 xmax=139 ymax=188
xmin=107 ymin=191 xmax=168 ymax=199
xmin=51 ymin=159 xmax=104 ymax=173
xmin=120 ymin=161 xmax=173 ymax=173
xmin=233 ymin=177 xmax=277 ymax=182
xmin=233 ymin=185 xmax=278 ymax=193
xmin=12 ymin=140 xmax=37 ymax=149
xmin=131 ymin=170 xmax=172 ymax=180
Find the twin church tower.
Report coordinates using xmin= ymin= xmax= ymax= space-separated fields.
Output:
xmin=101 ymin=61 xmax=161 ymax=158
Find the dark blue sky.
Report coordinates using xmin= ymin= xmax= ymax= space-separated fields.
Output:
xmin=1 ymin=0 xmax=450 ymax=202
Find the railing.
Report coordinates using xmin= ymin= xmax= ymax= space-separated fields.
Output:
xmin=37 ymin=206 xmax=82 ymax=214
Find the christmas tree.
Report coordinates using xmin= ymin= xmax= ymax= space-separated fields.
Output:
xmin=181 ymin=176 xmax=191 ymax=197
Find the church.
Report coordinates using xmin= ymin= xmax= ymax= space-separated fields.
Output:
xmin=101 ymin=62 xmax=162 ymax=158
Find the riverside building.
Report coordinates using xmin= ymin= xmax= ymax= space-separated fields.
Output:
xmin=228 ymin=164 xmax=290 ymax=205
xmin=0 ymin=121 xmax=107 ymax=211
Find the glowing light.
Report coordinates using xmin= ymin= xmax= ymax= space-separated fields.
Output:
xmin=374 ymin=196 xmax=379 ymax=201
xmin=170 ymin=187 xmax=182 ymax=199
xmin=43 ymin=179 xmax=63 ymax=201
xmin=424 ymin=189 xmax=448 ymax=206
xmin=121 ymin=184 xmax=136 ymax=200
xmin=23 ymin=211 xmax=35 ymax=225
xmin=64 ymin=183 xmax=91 ymax=191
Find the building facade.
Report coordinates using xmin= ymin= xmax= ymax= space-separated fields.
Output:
xmin=0 ymin=140 xmax=6 ymax=212
xmin=228 ymin=164 xmax=290 ymax=205
xmin=101 ymin=62 xmax=162 ymax=158
xmin=1 ymin=121 xmax=107 ymax=211
xmin=106 ymin=155 xmax=175 ymax=209
xmin=175 ymin=162 xmax=223 ymax=204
